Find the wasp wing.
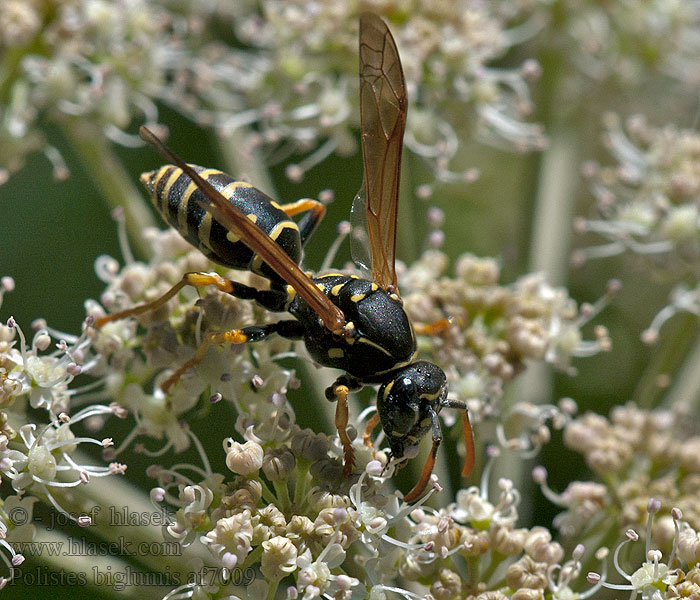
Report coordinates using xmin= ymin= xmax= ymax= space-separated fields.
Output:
xmin=358 ymin=12 xmax=407 ymax=293
xmin=349 ymin=182 xmax=373 ymax=280
xmin=139 ymin=126 xmax=346 ymax=333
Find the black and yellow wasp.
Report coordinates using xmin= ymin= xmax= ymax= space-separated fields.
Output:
xmin=97 ymin=13 xmax=474 ymax=501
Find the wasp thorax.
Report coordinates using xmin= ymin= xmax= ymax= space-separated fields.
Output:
xmin=376 ymin=361 xmax=448 ymax=461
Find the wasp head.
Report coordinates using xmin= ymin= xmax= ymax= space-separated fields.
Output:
xmin=376 ymin=361 xmax=447 ymax=463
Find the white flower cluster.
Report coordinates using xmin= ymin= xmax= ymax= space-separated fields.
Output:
xmin=228 ymin=0 xmax=544 ymax=183
xmin=0 ymin=275 xmax=126 ymax=585
xmin=399 ymin=250 xmax=613 ymax=420
xmin=0 ymin=0 xmax=543 ymax=188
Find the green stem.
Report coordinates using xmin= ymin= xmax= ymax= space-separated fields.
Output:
xmin=525 ymin=126 xmax=578 ymax=284
xmin=634 ymin=313 xmax=700 ymax=410
xmin=59 ymin=119 xmax=156 ymax=258
xmin=272 ymin=479 xmax=291 ymax=512
xmin=578 ymin=519 xmax=621 ymax=582
xmin=265 ymin=579 xmax=280 ymax=600
xmin=479 ymin=551 xmax=505 ymax=586
xmin=501 ymin=40 xmax=580 ymax=508
xmin=661 ymin=328 xmax=700 ymax=415
xmin=466 ymin=555 xmax=481 ymax=588
xmin=257 ymin=476 xmax=279 ymax=506
xmin=293 ymin=462 xmax=310 ymax=508
xmin=0 ymin=46 xmax=33 ymax=103
xmin=501 ymin=128 xmax=579 ymax=504
xmin=299 ymin=359 xmax=336 ymax=446
xmin=240 ymin=545 xmax=264 ymax=571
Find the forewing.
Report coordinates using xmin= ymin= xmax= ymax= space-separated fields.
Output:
xmin=358 ymin=12 xmax=407 ymax=293
xmin=139 ymin=126 xmax=346 ymax=333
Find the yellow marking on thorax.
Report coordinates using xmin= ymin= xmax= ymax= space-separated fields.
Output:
xmin=316 ymin=283 xmax=326 ymax=292
xmin=350 ymin=293 xmax=366 ymax=303
xmin=371 ymin=283 xmax=378 ymax=292
xmin=270 ymin=201 xmax=282 ymax=210
xmin=369 ymin=348 xmax=419 ymax=377
xmin=331 ymin=284 xmax=344 ymax=296
xmin=355 ymin=335 xmax=392 ymax=357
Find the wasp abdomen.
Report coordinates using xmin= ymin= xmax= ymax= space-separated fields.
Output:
xmin=141 ymin=165 xmax=303 ymax=281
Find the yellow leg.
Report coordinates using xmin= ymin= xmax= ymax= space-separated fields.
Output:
xmin=363 ymin=413 xmax=380 ymax=447
xmin=278 ymin=198 xmax=325 ymax=218
xmin=95 ymin=272 xmax=234 ymax=328
xmin=414 ymin=316 xmax=454 ymax=336
xmin=279 ymin=198 xmax=326 ymax=245
xmin=161 ymin=328 xmax=248 ymax=394
xmin=333 ymin=385 xmax=356 ymax=476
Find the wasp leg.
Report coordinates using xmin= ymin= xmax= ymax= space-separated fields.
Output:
xmin=278 ymin=199 xmax=326 ymax=245
xmin=95 ymin=272 xmax=230 ymax=328
xmin=403 ymin=406 xmax=443 ymax=503
xmin=442 ymin=398 xmax=476 ymax=477
xmin=413 ymin=316 xmax=454 ymax=336
xmin=95 ymin=272 xmax=290 ymax=328
xmin=362 ymin=413 xmax=380 ymax=447
xmin=325 ymin=375 xmax=362 ymax=476
xmin=162 ymin=320 xmax=304 ymax=393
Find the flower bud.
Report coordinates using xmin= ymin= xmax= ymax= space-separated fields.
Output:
xmin=28 ymin=445 xmax=56 ymax=481
xmin=678 ymin=527 xmax=700 ymax=565
xmin=291 ymin=429 xmax=330 ymax=462
xmin=524 ymin=526 xmax=564 ymax=564
xmin=224 ymin=439 xmax=263 ymax=475
xmin=505 ymin=556 xmax=547 ymax=590
xmin=262 ymin=447 xmax=296 ymax=481
xmin=511 ymin=588 xmax=545 ymax=600
xmin=491 ymin=526 xmax=527 ymax=556
xmin=261 ymin=536 xmax=297 ymax=580
xmin=430 ymin=568 xmax=462 ymax=600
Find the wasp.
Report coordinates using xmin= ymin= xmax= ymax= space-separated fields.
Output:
xmin=96 ymin=13 xmax=474 ymax=502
